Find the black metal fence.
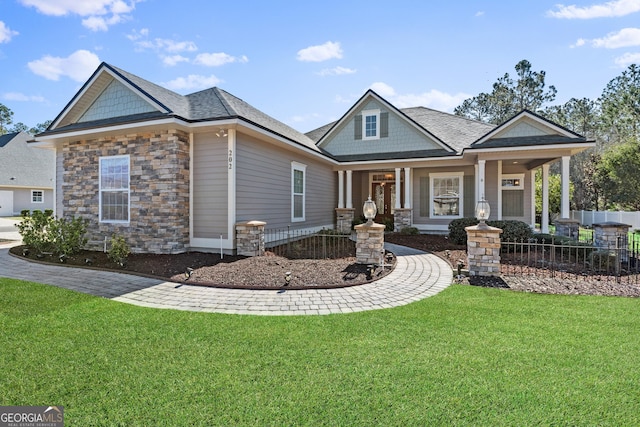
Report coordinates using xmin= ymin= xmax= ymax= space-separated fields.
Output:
xmin=500 ymin=237 xmax=640 ymax=284
xmin=264 ymin=227 xmax=355 ymax=259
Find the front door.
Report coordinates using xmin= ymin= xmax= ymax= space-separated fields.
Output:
xmin=372 ymin=182 xmax=395 ymax=223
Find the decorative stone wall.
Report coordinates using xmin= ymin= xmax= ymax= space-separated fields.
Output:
xmin=335 ymin=208 xmax=355 ymax=234
xmin=236 ymin=221 xmax=266 ymax=256
xmin=354 ymin=222 xmax=385 ymax=265
xmin=466 ymin=224 xmax=503 ymax=277
xmin=393 ymin=208 xmax=412 ymax=232
xmin=555 ymin=218 xmax=580 ymax=240
xmin=62 ymin=129 xmax=190 ymax=254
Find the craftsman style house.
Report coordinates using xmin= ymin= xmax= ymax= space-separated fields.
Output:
xmin=33 ymin=63 xmax=593 ymax=254
xmin=0 ymin=131 xmax=54 ymax=216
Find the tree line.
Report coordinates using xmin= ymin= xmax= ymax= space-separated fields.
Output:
xmin=0 ymin=103 xmax=51 ymax=136
xmin=455 ymin=60 xmax=640 ymax=212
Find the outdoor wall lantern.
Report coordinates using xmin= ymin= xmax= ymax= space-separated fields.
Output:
xmin=475 ymin=198 xmax=490 ymax=225
xmin=363 ymin=196 xmax=377 ymax=225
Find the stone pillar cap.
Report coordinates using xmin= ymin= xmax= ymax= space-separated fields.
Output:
xmin=593 ymin=221 xmax=631 ymax=227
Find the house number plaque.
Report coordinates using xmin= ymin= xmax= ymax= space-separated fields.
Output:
xmin=228 ymin=149 xmax=233 ymax=169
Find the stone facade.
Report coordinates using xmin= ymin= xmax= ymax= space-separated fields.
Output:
xmin=393 ymin=208 xmax=412 ymax=232
xmin=335 ymin=208 xmax=355 ymax=234
xmin=593 ymin=222 xmax=631 ymax=262
xmin=354 ymin=222 xmax=385 ymax=264
xmin=466 ymin=224 xmax=503 ymax=276
xmin=62 ymin=129 xmax=190 ymax=254
xmin=235 ymin=221 xmax=266 ymax=256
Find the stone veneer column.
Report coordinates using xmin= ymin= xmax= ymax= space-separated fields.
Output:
xmin=554 ymin=218 xmax=580 ymax=240
xmin=466 ymin=224 xmax=503 ymax=277
xmin=335 ymin=208 xmax=355 ymax=234
xmin=393 ymin=208 xmax=412 ymax=232
xmin=235 ymin=221 xmax=266 ymax=257
xmin=593 ymin=222 xmax=631 ymax=262
xmin=354 ymin=222 xmax=385 ymax=265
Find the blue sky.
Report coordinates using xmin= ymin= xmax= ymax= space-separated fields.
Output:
xmin=1 ymin=0 xmax=640 ymax=132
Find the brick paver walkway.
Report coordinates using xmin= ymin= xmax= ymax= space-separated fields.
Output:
xmin=0 ymin=242 xmax=452 ymax=315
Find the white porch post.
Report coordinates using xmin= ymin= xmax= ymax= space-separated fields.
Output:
xmin=478 ymin=160 xmax=486 ymax=199
xmin=542 ymin=164 xmax=550 ymax=234
xmin=337 ymin=170 xmax=345 ymax=209
xmin=530 ymin=169 xmax=536 ymax=229
xmin=497 ymin=160 xmax=503 ymax=220
xmin=346 ymin=170 xmax=353 ymax=209
xmin=395 ymin=167 xmax=401 ymax=209
xmin=561 ymin=155 xmax=570 ymax=219
xmin=404 ymin=167 xmax=411 ymax=208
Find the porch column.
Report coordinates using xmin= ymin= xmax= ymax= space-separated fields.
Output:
xmin=404 ymin=167 xmax=411 ymax=208
xmin=337 ymin=170 xmax=345 ymax=209
xmin=497 ymin=160 xmax=503 ymax=220
xmin=542 ymin=164 xmax=550 ymax=234
xmin=478 ymin=160 xmax=486 ymax=199
xmin=346 ymin=170 xmax=353 ymax=209
xmin=395 ymin=168 xmax=401 ymax=209
xmin=561 ymin=155 xmax=570 ymax=219
xmin=530 ymin=170 xmax=536 ymax=229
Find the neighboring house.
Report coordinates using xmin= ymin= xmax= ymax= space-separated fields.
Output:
xmin=0 ymin=132 xmax=54 ymax=216
xmin=33 ymin=63 xmax=594 ymax=254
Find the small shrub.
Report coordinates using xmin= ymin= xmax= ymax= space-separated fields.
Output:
xmin=17 ymin=210 xmax=55 ymax=254
xmin=383 ymin=217 xmax=394 ymax=232
xmin=20 ymin=209 xmax=30 ymax=217
xmin=590 ymin=250 xmax=619 ymax=273
xmin=399 ymin=226 xmax=419 ymax=235
xmin=108 ymin=235 xmax=131 ymax=267
xmin=49 ymin=216 xmax=89 ymax=256
xmin=448 ymin=218 xmax=533 ymax=246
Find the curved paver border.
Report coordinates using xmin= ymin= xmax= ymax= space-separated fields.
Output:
xmin=0 ymin=243 xmax=453 ymax=316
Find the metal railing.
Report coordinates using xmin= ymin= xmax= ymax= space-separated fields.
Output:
xmin=264 ymin=227 xmax=355 ymax=259
xmin=500 ymin=237 xmax=640 ymax=284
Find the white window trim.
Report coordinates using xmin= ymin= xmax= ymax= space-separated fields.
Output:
xmin=31 ymin=190 xmax=44 ymax=204
xmin=291 ymin=161 xmax=306 ymax=222
xmin=502 ymin=173 xmax=525 ymax=190
xmin=99 ymin=154 xmax=130 ymax=224
xmin=362 ymin=109 xmax=380 ymax=141
xmin=429 ymin=172 xmax=464 ymax=219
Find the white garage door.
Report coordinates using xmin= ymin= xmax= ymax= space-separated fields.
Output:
xmin=0 ymin=191 xmax=14 ymax=216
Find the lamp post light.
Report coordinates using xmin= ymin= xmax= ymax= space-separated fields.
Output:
xmin=475 ymin=198 xmax=490 ymax=227
xmin=363 ymin=196 xmax=377 ymax=226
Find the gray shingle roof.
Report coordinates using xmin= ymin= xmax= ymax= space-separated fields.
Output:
xmin=44 ymin=63 xmax=320 ymax=152
xmin=0 ymin=132 xmax=54 ymax=188
xmin=471 ymin=134 xmax=586 ymax=149
xmin=305 ymin=106 xmax=495 ymax=154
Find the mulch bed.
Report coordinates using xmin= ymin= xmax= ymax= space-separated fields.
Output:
xmin=8 ymin=233 xmax=640 ymax=296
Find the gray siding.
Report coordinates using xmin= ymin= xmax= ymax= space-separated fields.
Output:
xmin=192 ymin=132 xmax=229 ymax=238
xmin=13 ymin=188 xmax=54 ymax=214
xmin=321 ymin=99 xmax=441 ymax=157
xmin=56 ymin=150 xmax=64 ymax=216
xmin=236 ymin=133 xmax=336 ymax=230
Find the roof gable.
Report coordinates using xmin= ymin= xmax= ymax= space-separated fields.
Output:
xmin=315 ymin=90 xmax=455 ymax=159
xmin=0 ymin=132 xmax=54 ymax=187
xmin=472 ymin=110 xmax=584 ymax=148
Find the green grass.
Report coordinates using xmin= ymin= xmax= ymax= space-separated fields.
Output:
xmin=1 ymin=279 xmax=640 ymax=426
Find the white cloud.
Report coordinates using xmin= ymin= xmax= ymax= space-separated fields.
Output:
xmin=366 ymin=82 xmax=470 ymax=112
xmin=136 ymin=38 xmax=198 ymax=53
xmin=591 ymin=27 xmax=640 ymax=48
xmin=368 ymin=82 xmax=397 ymax=97
xmin=194 ymin=52 xmax=248 ymax=67
xmin=126 ymin=27 xmax=148 ymax=41
xmin=3 ymin=92 xmax=46 ymax=102
xmin=297 ymin=41 xmax=343 ymax=62
xmin=0 ymin=21 xmax=18 ymax=43
xmin=27 ymin=49 xmax=101 ymax=82
xmin=547 ymin=0 xmax=640 ymax=18
xmin=19 ymin=0 xmax=137 ymax=31
xmin=615 ymin=51 xmax=640 ymax=66
xmin=162 ymin=55 xmax=189 ymax=66
xmin=163 ymin=74 xmax=222 ymax=91
xmin=317 ymin=66 xmax=356 ymax=76
xmin=475 ymin=11 xmax=485 ymax=17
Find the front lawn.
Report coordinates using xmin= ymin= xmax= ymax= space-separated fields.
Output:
xmin=1 ymin=278 xmax=639 ymax=425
